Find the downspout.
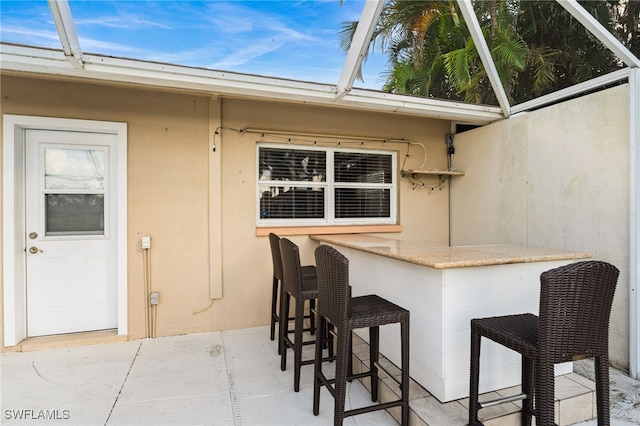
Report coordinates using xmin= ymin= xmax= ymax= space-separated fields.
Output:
xmin=630 ymin=68 xmax=639 ymax=380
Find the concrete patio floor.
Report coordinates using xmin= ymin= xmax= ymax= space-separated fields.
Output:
xmin=1 ymin=326 xmax=638 ymax=426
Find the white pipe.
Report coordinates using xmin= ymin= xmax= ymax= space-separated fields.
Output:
xmin=242 ymin=127 xmax=409 ymax=144
xmin=630 ymin=68 xmax=640 ymax=379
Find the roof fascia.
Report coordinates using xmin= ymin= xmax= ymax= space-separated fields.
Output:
xmin=345 ymin=88 xmax=503 ymax=122
xmin=558 ymin=0 xmax=640 ymax=68
xmin=0 ymin=43 xmax=503 ymax=124
xmin=47 ymin=0 xmax=83 ymax=68
xmin=457 ymin=0 xmax=511 ymax=118
xmin=336 ymin=0 xmax=384 ymax=99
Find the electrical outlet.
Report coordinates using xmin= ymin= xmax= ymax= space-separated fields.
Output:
xmin=141 ymin=236 xmax=151 ymax=249
xmin=150 ymin=292 xmax=159 ymax=305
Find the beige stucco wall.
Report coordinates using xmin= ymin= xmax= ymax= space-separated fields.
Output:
xmin=0 ymin=74 xmax=451 ymax=348
xmin=451 ymin=84 xmax=631 ymax=369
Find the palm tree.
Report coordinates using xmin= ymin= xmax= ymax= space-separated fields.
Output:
xmin=613 ymin=0 xmax=640 ymax=57
xmin=339 ymin=1 xmax=461 ymax=98
xmin=340 ymin=0 xmax=628 ymax=105
xmin=513 ymin=0 xmax=618 ymax=101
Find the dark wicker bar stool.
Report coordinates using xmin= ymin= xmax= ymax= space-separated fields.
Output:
xmin=279 ymin=237 xmax=327 ymax=392
xmin=468 ymin=260 xmax=619 ymax=426
xmin=268 ymin=233 xmax=317 ymax=353
xmin=313 ymin=244 xmax=410 ymax=426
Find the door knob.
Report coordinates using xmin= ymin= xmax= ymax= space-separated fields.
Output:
xmin=29 ymin=246 xmax=42 ymax=254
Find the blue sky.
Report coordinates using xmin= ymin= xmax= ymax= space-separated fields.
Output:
xmin=0 ymin=0 xmax=388 ymax=88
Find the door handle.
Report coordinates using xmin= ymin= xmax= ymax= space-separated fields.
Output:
xmin=29 ymin=246 xmax=42 ymax=254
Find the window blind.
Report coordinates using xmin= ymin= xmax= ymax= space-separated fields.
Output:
xmin=258 ymin=144 xmax=395 ymax=225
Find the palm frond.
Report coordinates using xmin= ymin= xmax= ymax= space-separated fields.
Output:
xmin=491 ymin=30 xmax=526 ymax=70
xmin=443 ymin=46 xmax=472 ymax=89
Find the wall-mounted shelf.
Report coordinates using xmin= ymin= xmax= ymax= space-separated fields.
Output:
xmin=401 ymin=169 xmax=465 ymax=178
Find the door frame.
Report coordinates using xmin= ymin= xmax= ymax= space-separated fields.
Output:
xmin=3 ymin=115 xmax=128 ymax=346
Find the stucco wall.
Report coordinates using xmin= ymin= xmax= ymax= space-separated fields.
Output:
xmin=451 ymin=84 xmax=631 ymax=369
xmin=1 ymin=74 xmax=452 ymax=346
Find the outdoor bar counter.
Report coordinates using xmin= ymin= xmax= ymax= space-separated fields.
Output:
xmin=310 ymin=234 xmax=591 ymax=402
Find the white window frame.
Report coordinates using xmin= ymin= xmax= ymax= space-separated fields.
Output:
xmin=256 ymin=143 xmax=397 ymax=227
xmin=39 ymin=143 xmax=109 ymax=239
xmin=3 ymin=115 xmax=128 ymax=346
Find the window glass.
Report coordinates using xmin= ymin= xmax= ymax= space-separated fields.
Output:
xmin=46 ymin=194 xmax=105 ymax=236
xmin=259 ymin=147 xmax=326 ymax=182
xmin=45 ymin=148 xmax=105 ymax=190
xmin=257 ymin=144 xmax=395 ymax=226
xmin=334 ymin=151 xmax=392 ymax=183
xmin=260 ymin=186 xmax=325 ymax=219
xmin=43 ymin=146 xmax=107 ymax=237
xmin=335 ymin=188 xmax=391 ymax=219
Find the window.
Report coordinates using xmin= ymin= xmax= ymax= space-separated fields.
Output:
xmin=44 ymin=147 xmax=107 ymax=236
xmin=257 ymin=144 xmax=396 ymax=226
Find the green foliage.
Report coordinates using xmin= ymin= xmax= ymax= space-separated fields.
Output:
xmin=341 ymin=0 xmax=636 ymax=105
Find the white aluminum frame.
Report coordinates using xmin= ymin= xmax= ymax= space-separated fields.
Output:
xmin=336 ymin=0 xmax=385 ymax=99
xmin=47 ymin=0 xmax=83 ymax=68
xmin=511 ymin=69 xmax=630 ymax=114
xmin=456 ymin=0 xmax=511 ymax=117
xmin=630 ymin=68 xmax=640 ymax=379
xmin=558 ymin=0 xmax=640 ymax=68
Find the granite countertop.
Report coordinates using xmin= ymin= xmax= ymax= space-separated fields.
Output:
xmin=310 ymin=234 xmax=591 ymax=269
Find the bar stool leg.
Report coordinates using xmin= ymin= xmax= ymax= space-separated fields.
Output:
xmin=327 ymin=323 xmax=334 ymax=357
xmin=280 ymin=292 xmax=291 ymax=371
xmin=313 ymin=316 xmax=326 ymax=416
xmin=595 ymin=355 xmax=610 ymax=426
xmin=401 ymin=318 xmax=410 ymax=426
xmin=469 ymin=326 xmax=482 ymax=426
xmin=271 ymin=276 xmax=279 ymax=341
xmin=521 ymin=357 xmax=533 ymax=426
xmin=347 ymin=331 xmax=353 ymax=382
xmin=293 ymin=297 xmax=305 ymax=392
xmin=309 ymin=299 xmax=316 ymax=335
xmin=334 ymin=326 xmax=351 ymax=426
xmin=369 ymin=326 xmax=380 ymax=402
xmin=534 ymin=358 xmax=555 ymax=426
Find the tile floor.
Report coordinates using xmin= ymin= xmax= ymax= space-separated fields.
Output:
xmin=1 ymin=326 xmax=639 ymax=426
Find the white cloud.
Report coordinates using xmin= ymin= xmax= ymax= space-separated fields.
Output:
xmin=80 ymin=37 xmax=142 ymax=55
xmin=211 ymin=39 xmax=284 ymax=68
xmin=74 ymin=16 xmax=173 ymax=31
xmin=1 ymin=26 xmax=60 ymax=45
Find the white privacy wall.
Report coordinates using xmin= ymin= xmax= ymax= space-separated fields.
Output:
xmin=451 ymin=84 xmax=630 ymax=369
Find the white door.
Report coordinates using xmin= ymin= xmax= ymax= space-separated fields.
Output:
xmin=25 ymin=130 xmax=118 ymax=336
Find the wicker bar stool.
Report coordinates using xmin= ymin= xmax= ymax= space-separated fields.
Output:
xmin=279 ymin=237 xmax=331 ymax=392
xmin=268 ymin=233 xmax=317 ymax=353
xmin=468 ymin=260 xmax=619 ymax=426
xmin=313 ymin=244 xmax=410 ymax=426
